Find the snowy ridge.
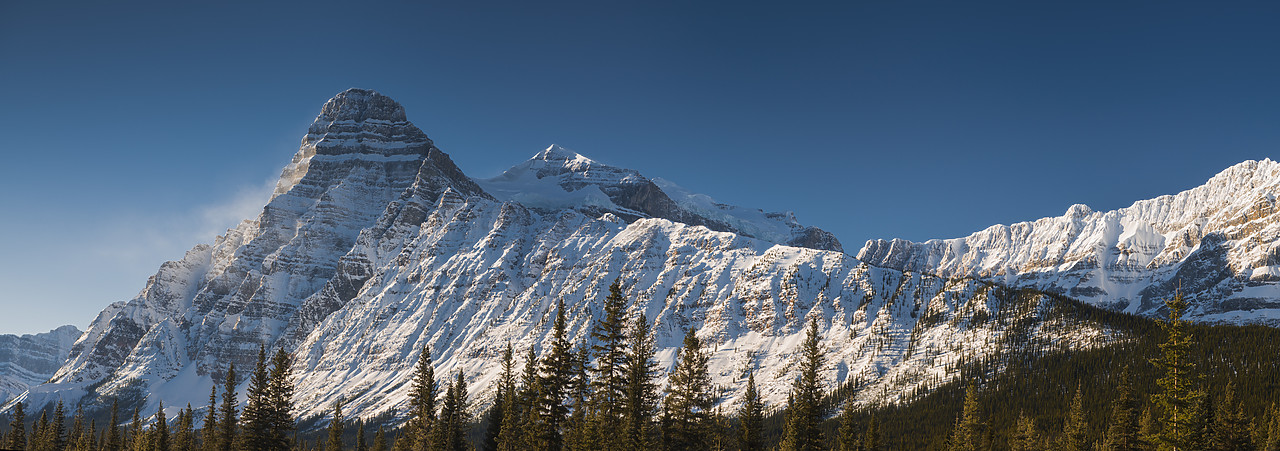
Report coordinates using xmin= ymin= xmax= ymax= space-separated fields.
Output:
xmin=858 ymin=159 xmax=1280 ymax=323
xmin=0 ymin=325 xmax=80 ymax=403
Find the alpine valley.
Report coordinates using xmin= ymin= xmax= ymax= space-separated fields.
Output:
xmin=7 ymin=89 xmax=1280 ymax=427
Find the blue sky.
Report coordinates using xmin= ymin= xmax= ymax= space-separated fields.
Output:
xmin=1 ymin=1 xmax=1278 ymax=335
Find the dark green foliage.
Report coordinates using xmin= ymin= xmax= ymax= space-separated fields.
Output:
xmin=590 ymin=279 xmax=629 ymax=450
xmin=435 ymin=372 xmax=469 ymax=451
xmin=1101 ymin=368 xmax=1142 ymax=451
xmin=1010 ymin=412 xmax=1040 ymax=451
xmin=662 ymin=327 xmax=714 ymax=451
xmin=836 ymin=395 xmax=857 ymax=451
xmin=1210 ymin=382 xmax=1254 ymax=451
xmin=1151 ymin=293 xmax=1206 ymax=451
xmin=864 ymin=414 xmax=881 ymax=451
xmin=780 ymin=319 xmax=825 ymax=451
xmin=153 ymin=402 xmax=170 ymax=451
xmin=1061 ymin=385 xmax=1089 ymax=451
xmin=739 ymin=370 xmax=765 ymax=451
xmin=534 ymin=299 xmax=575 ymax=451
xmin=267 ymin=348 xmax=297 ymax=451
xmin=7 ymin=402 xmax=25 ymax=450
xmin=326 ymin=400 xmax=344 ymax=451
xmin=218 ymin=365 xmax=237 ymax=451
xmin=242 ymin=346 xmax=273 ymax=451
xmin=622 ymin=312 xmax=659 ymax=450
xmin=355 ymin=419 xmax=367 ymax=451
xmin=372 ymin=427 xmax=387 ymax=451
xmin=409 ymin=344 xmax=437 ymax=451
xmin=495 ymin=345 xmax=528 ymax=451
xmin=948 ymin=384 xmax=983 ymax=451
xmin=202 ymin=385 xmax=217 ymax=451
xmin=106 ymin=400 xmax=121 ymax=451
xmin=173 ymin=404 xmax=195 ymax=451
xmin=564 ymin=346 xmax=593 ymax=451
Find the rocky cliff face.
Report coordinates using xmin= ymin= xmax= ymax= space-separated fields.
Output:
xmin=858 ymin=159 xmax=1280 ymax=324
xmin=7 ymin=89 xmax=1238 ymax=423
xmin=0 ymin=325 xmax=80 ymax=403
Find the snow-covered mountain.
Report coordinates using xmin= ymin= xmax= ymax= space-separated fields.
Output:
xmin=0 ymin=325 xmax=80 ymax=403
xmin=4 ymin=89 xmax=1252 ymax=424
xmin=857 ymin=159 xmax=1280 ymax=325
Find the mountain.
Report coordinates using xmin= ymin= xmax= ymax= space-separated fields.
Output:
xmin=0 ymin=325 xmax=80 ymax=403
xmin=2 ymin=89 xmax=1260 ymax=425
xmin=857 ymin=159 xmax=1280 ymax=325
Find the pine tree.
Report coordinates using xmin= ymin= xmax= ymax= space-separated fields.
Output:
xmin=1150 ymin=292 xmax=1205 ymax=451
xmin=496 ymin=344 xmax=526 ymax=451
xmin=69 ymin=406 xmax=84 ymax=451
xmin=780 ymin=319 xmax=825 ymax=451
xmin=202 ymin=385 xmax=217 ymax=451
xmin=326 ymin=401 xmax=344 ymax=451
xmin=106 ymin=400 xmax=121 ymax=451
xmin=836 ymin=396 xmax=858 ymax=451
xmin=531 ymin=299 xmax=576 ymax=451
xmin=174 ymin=405 xmax=195 ymax=451
xmin=865 ymin=415 xmax=881 ymax=451
xmin=74 ymin=419 xmax=96 ymax=451
xmin=622 ymin=312 xmax=659 ymax=450
xmin=408 ymin=345 xmax=437 ymax=451
xmin=565 ymin=346 xmax=594 ymax=451
xmin=435 ymin=372 xmax=469 ymax=451
xmin=1010 ymin=412 xmax=1040 ymax=451
xmin=948 ymin=383 xmax=983 ymax=451
xmin=1210 ymin=382 xmax=1253 ymax=451
xmin=372 ymin=427 xmax=387 ymax=451
xmin=485 ymin=343 xmax=515 ymax=451
xmin=518 ymin=348 xmax=542 ymax=451
xmin=50 ymin=400 xmax=66 ymax=451
xmin=7 ymin=402 xmax=26 ymax=450
xmin=355 ymin=420 xmax=367 ymax=451
xmin=32 ymin=409 xmax=47 ymax=451
xmin=738 ymin=370 xmax=765 ymax=451
xmin=153 ymin=402 xmax=170 ymax=451
xmin=267 ymin=348 xmax=296 ymax=451
xmin=242 ymin=346 xmax=272 ymax=451
xmin=590 ymin=279 xmax=629 ymax=451
xmin=218 ymin=365 xmax=238 ymax=451
xmin=662 ymin=327 xmax=714 ymax=451
xmin=1062 ymin=385 xmax=1089 ymax=451
xmin=1102 ymin=368 xmax=1142 ymax=451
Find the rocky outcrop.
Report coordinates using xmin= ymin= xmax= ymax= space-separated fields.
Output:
xmin=0 ymin=325 xmax=80 ymax=403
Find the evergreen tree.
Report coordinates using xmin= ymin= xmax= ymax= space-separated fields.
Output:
xmin=864 ymin=415 xmax=881 ymax=451
xmin=355 ymin=420 xmax=367 ymax=451
xmin=1263 ymin=405 xmax=1280 ymax=451
xmin=202 ymin=385 xmax=217 ymax=451
xmin=372 ymin=427 xmax=387 ymax=451
xmin=1010 ymin=412 xmax=1040 ymax=451
xmin=517 ymin=348 xmax=542 ymax=451
xmin=106 ymin=400 xmax=121 ymax=451
xmin=484 ymin=343 xmax=515 ymax=451
xmin=532 ymin=299 xmax=576 ymax=451
xmin=153 ymin=402 xmax=170 ymax=451
xmin=1139 ymin=405 xmax=1158 ymax=450
xmin=1150 ymin=293 xmax=1205 ymax=451
xmin=435 ymin=372 xmax=469 ymax=451
xmin=218 ymin=365 xmax=237 ymax=451
xmin=74 ymin=419 xmax=96 ymax=451
xmin=1062 ymin=385 xmax=1089 ymax=451
xmin=267 ymin=348 xmax=296 ymax=451
xmin=326 ymin=401 xmax=343 ymax=451
xmin=780 ymin=319 xmax=825 ymax=451
xmin=836 ymin=396 xmax=858 ymax=451
xmin=69 ymin=406 xmax=84 ymax=451
xmin=1102 ymin=368 xmax=1142 ymax=451
xmin=738 ymin=370 xmax=765 ymax=451
xmin=50 ymin=400 xmax=66 ymax=451
xmin=948 ymin=383 xmax=983 ymax=451
xmin=241 ymin=346 xmax=272 ymax=451
xmin=174 ymin=405 xmax=195 ymax=451
xmin=128 ymin=407 xmax=143 ymax=451
xmin=7 ymin=402 xmax=26 ymax=450
xmin=1210 ymin=382 xmax=1253 ymax=451
xmin=564 ymin=346 xmax=594 ymax=451
xmin=662 ymin=327 xmax=714 ymax=451
xmin=621 ymin=312 xmax=659 ymax=451
xmin=31 ymin=409 xmax=46 ymax=451
xmin=408 ymin=345 xmax=437 ymax=451
xmin=496 ymin=343 xmax=526 ymax=451
xmin=590 ymin=279 xmax=629 ymax=451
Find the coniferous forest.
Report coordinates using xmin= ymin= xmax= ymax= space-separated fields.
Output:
xmin=4 ymin=280 xmax=1280 ymax=451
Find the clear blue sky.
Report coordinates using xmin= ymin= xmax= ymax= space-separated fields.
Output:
xmin=1 ymin=1 xmax=1278 ymax=335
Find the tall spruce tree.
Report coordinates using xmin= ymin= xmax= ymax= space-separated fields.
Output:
xmin=372 ymin=427 xmax=387 ymax=451
xmin=218 ymin=365 xmax=237 ymax=451
xmin=106 ymin=400 xmax=121 ymax=451
xmin=564 ymin=346 xmax=594 ymax=451
xmin=241 ymin=346 xmax=272 ymax=451
xmin=1150 ymin=292 xmax=1205 ymax=451
xmin=1010 ymin=412 xmax=1040 ymax=451
xmin=435 ymin=372 xmax=469 ymax=451
xmin=1062 ymin=385 xmax=1089 ymax=451
xmin=1210 ymin=382 xmax=1254 ymax=451
xmin=622 ymin=312 xmax=659 ymax=450
xmin=662 ymin=327 xmax=714 ymax=451
xmin=1102 ymin=368 xmax=1142 ymax=451
xmin=780 ymin=319 xmax=825 ymax=451
xmin=7 ymin=402 xmax=25 ymax=450
xmin=202 ymin=385 xmax=217 ymax=451
xmin=69 ymin=406 xmax=84 ymax=451
xmin=496 ymin=344 xmax=526 ymax=451
xmin=836 ymin=396 xmax=858 ymax=451
xmin=50 ymin=400 xmax=66 ymax=451
xmin=267 ymin=348 xmax=296 ymax=451
xmin=154 ymin=402 xmax=170 ymax=451
xmin=174 ymin=405 xmax=195 ymax=451
xmin=738 ymin=370 xmax=765 ymax=451
xmin=590 ymin=279 xmax=629 ymax=451
xmin=408 ymin=344 xmax=437 ymax=451
xmin=518 ymin=348 xmax=542 ymax=451
xmin=865 ymin=415 xmax=881 ymax=451
xmin=948 ymin=383 xmax=983 ymax=451
xmin=485 ymin=343 xmax=516 ymax=451
xmin=535 ymin=299 xmax=576 ymax=451
xmin=326 ymin=401 xmax=344 ymax=451
xmin=128 ymin=407 xmax=142 ymax=451
xmin=355 ymin=420 xmax=367 ymax=451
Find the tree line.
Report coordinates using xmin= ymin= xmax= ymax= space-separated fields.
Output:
xmin=4 ymin=282 xmax=1280 ymax=450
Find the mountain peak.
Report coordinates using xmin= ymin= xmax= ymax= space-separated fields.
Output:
xmin=316 ymin=88 xmax=407 ymax=123
xmin=535 ymin=144 xmax=594 ymax=164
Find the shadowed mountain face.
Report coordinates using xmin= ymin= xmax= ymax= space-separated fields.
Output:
xmin=5 ymin=89 xmax=1272 ymax=423
xmin=0 ymin=325 xmax=80 ymax=403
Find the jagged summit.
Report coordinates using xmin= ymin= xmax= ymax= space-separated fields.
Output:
xmin=315 ymin=88 xmax=408 ymax=123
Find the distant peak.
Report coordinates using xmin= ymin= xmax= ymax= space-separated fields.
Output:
xmin=535 ymin=144 xmax=592 ymax=163
xmin=316 ymin=88 xmax=407 ymax=122
xmin=1065 ymin=203 xmax=1093 ymax=219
